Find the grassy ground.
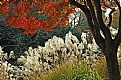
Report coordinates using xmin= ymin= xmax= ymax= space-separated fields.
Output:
xmin=31 ymin=62 xmax=102 ymax=80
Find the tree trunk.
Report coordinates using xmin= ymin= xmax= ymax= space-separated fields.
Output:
xmin=105 ymin=46 xmax=120 ymax=80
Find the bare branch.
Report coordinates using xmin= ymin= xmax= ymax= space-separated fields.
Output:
xmin=69 ymin=0 xmax=94 ymax=32
xmin=94 ymin=0 xmax=112 ymax=41
xmin=86 ymin=0 xmax=100 ymax=32
xmin=107 ymin=13 xmax=112 ymax=27
xmin=86 ymin=0 xmax=96 ymax=23
xmin=93 ymin=0 xmax=106 ymax=32
xmin=107 ymin=9 xmax=116 ymax=27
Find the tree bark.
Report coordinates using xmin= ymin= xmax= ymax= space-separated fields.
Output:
xmin=105 ymin=46 xmax=120 ymax=80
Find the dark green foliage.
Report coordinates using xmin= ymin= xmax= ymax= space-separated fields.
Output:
xmin=35 ymin=12 xmax=48 ymax=20
xmin=0 ymin=13 xmax=9 ymax=23
xmin=8 ymin=4 xmax=15 ymax=12
xmin=0 ymin=24 xmax=82 ymax=53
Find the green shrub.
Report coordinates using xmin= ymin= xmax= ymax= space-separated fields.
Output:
xmin=34 ymin=63 xmax=102 ymax=80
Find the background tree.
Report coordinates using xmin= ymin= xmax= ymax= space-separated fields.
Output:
xmin=0 ymin=0 xmax=76 ymax=34
xmin=0 ymin=0 xmax=121 ymax=80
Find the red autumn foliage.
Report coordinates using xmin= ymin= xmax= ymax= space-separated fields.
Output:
xmin=0 ymin=0 xmax=76 ymax=34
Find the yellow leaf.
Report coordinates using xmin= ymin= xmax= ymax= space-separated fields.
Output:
xmin=0 ymin=2 xmax=2 ymax=5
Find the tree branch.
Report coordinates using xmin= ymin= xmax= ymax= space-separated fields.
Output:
xmin=86 ymin=0 xmax=99 ymax=27
xmin=69 ymin=0 xmax=94 ymax=32
xmin=107 ymin=9 xmax=116 ymax=27
xmin=107 ymin=13 xmax=112 ymax=27
xmin=69 ymin=0 xmax=106 ymax=52
xmin=94 ymin=0 xmax=112 ymax=42
xmin=93 ymin=0 xmax=106 ymax=29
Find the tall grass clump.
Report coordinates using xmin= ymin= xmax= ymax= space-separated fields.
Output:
xmin=92 ymin=56 xmax=108 ymax=79
xmin=36 ymin=63 xmax=102 ymax=80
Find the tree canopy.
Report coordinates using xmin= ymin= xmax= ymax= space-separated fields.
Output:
xmin=0 ymin=0 xmax=76 ymax=34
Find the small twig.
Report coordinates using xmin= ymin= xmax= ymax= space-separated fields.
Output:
xmin=107 ymin=8 xmax=116 ymax=27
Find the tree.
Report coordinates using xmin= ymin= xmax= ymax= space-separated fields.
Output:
xmin=0 ymin=0 xmax=121 ymax=80
xmin=69 ymin=0 xmax=121 ymax=80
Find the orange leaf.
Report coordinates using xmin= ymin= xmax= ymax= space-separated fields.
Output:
xmin=2 ymin=5 xmax=10 ymax=12
xmin=29 ymin=3 xmax=34 ymax=8
xmin=24 ymin=29 xmax=37 ymax=34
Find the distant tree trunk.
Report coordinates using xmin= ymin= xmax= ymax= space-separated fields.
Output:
xmin=104 ymin=44 xmax=120 ymax=80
